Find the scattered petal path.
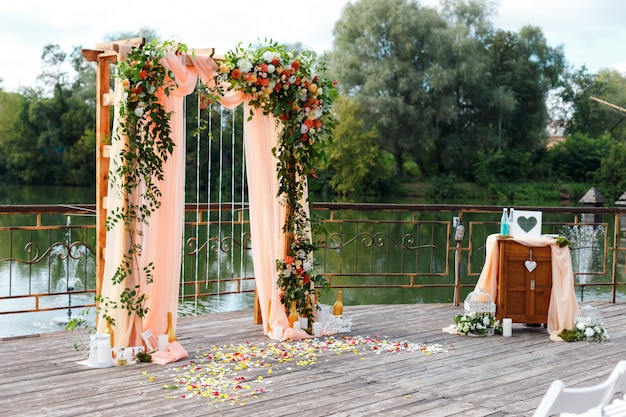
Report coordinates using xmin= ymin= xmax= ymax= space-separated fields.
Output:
xmin=142 ymin=335 xmax=448 ymax=407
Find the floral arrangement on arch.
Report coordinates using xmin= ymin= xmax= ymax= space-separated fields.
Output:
xmin=215 ymin=40 xmax=337 ymax=323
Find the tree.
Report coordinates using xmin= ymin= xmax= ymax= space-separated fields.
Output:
xmin=325 ymin=96 xmax=392 ymax=195
xmin=598 ymin=141 xmax=626 ymax=201
xmin=548 ymin=132 xmax=614 ymax=182
xmin=565 ymin=68 xmax=626 ymax=141
xmin=330 ymin=0 xmax=445 ymax=177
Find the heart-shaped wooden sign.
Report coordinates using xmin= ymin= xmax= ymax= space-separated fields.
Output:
xmin=517 ymin=216 xmax=538 ymax=233
xmin=525 ymin=260 xmax=537 ymax=272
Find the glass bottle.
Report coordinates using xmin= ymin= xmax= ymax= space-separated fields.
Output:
xmin=288 ymin=300 xmax=299 ymax=328
xmin=104 ymin=317 xmax=114 ymax=348
xmin=508 ymin=208 xmax=515 ymax=232
xmin=165 ymin=312 xmax=177 ymax=342
xmin=500 ymin=208 xmax=509 ymax=236
xmin=333 ymin=291 xmax=344 ymax=316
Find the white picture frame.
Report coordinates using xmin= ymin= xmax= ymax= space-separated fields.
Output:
xmin=141 ymin=329 xmax=157 ymax=352
xmin=510 ymin=210 xmax=542 ymax=238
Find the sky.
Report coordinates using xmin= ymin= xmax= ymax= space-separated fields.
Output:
xmin=1 ymin=0 xmax=625 ymax=92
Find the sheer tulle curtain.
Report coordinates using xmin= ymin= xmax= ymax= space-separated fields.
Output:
xmin=99 ymin=53 xmax=290 ymax=347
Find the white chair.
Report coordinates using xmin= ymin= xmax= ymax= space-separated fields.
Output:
xmin=603 ymin=361 xmax=626 ymax=416
xmin=533 ymin=361 xmax=626 ymax=417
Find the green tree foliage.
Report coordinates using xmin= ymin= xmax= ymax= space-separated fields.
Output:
xmin=548 ymin=132 xmax=614 ymax=182
xmin=325 ymin=96 xmax=392 ymax=195
xmin=330 ymin=0 xmax=565 ymax=186
xmin=0 ymin=43 xmax=96 ymax=185
xmin=330 ymin=0 xmax=445 ymax=178
xmin=598 ymin=141 xmax=626 ymax=201
xmin=564 ymin=68 xmax=626 ymax=141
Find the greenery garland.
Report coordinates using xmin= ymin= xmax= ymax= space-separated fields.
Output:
xmin=216 ymin=40 xmax=338 ymax=322
xmin=97 ymin=39 xmax=186 ymax=324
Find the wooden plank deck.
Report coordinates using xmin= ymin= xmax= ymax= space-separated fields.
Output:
xmin=0 ymin=302 xmax=624 ymax=417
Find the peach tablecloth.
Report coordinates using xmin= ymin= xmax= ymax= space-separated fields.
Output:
xmin=474 ymin=234 xmax=578 ymax=341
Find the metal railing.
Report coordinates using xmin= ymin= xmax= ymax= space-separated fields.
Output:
xmin=1 ymin=203 xmax=624 ymax=316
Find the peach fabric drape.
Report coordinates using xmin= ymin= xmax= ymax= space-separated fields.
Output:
xmin=99 ymin=51 xmax=308 ymax=347
xmin=475 ymin=234 xmax=579 ymax=341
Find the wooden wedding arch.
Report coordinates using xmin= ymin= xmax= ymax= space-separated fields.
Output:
xmin=83 ymin=38 xmax=336 ymax=346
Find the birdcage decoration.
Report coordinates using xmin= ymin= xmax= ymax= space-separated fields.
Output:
xmin=575 ymin=305 xmax=603 ymax=326
xmin=464 ymin=288 xmax=496 ymax=315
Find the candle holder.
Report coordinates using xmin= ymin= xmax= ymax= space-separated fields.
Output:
xmin=88 ymin=334 xmax=113 ymax=368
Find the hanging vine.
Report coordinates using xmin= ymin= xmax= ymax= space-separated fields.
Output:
xmin=97 ymin=39 xmax=187 ymax=324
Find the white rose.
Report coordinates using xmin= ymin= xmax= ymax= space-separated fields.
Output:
xmin=263 ymin=51 xmax=274 ymax=62
xmin=303 ymin=261 xmax=312 ymax=272
xmin=576 ymin=321 xmax=585 ymax=331
xmin=483 ymin=316 xmax=491 ymax=326
xmin=238 ymin=58 xmax=252 ymax=73
xmin=300 ymin=124 xmax=309 ymax=134
xmin=585 ymin=327 xmax=595 ymax=339
xmin=134 ymin=107 xmax=144 ymax=117
xmin=267 ymin=64 xmax=275 ymax=73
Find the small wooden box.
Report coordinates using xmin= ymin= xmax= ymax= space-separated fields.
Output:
xmin=497 ymin=239 xmax=552 ymax=325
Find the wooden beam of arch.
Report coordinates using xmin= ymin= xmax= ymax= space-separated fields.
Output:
xmin=590 ymin=96 xmax=626 ymax=116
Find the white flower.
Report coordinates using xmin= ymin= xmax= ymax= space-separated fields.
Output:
xmin=584 ymin=327 xmax=595 ymax=339
xmin=238 ymin=58 xmax=252 ymax=73
xmin=267 ymin=64 xmax=275 ymax=74
xmin=303 ymin=261 xmax=312 ymax=272
xmin=263 ymin=51 xmax=274 ymax=62
xmin=300 ymin=124 xmax=309 ymax=134
xmin=576 ymin=321 xmax=586 ymax=331
xmin=483 ymin=315 xmax=491 ymax=326
xmin=134 ymin=106 xmax=144 ymax=117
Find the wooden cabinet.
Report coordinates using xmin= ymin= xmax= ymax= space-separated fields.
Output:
xmin=497 ymin=239 xmax=552 ymax=325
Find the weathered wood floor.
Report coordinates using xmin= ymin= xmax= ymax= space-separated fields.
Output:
xmin=1 ymin=302 xmax=625 ymax=417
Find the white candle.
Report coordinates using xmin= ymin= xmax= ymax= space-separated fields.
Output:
xmin=298 ymin=317 xmax=308 ymax=330
xmin=293 ymin=322 xmax=301 ymax=331
xmin=312 ymin=322 xmax=322 ymax=337
xmin=158 ymin=334 xmax=169 ymax=351
xmin=503 ymin=318 xmax=512 ymax=337
xmin=273 ymin=326 xmax=283 ymax=340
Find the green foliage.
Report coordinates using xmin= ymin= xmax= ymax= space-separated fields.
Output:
xmin=548 ymin=132 xmax=614 ymax=182
xmin=597 ymin=141 xmax=626 ymax=201
xmin=564 ymin=68 xmax=626 ymax=141
xmin=325 ymin=96 xmax=392 ymax=195
xmin=426 ymin=174 xmax=466 ymax=202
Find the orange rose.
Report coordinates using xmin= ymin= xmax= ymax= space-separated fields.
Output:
xmin=291 ymin=61 xmax=300 ymax=70
xmin=245 ymin=72 xmax=257 ymax=83
xmin=300 ymin=133 xmax=309 ymax=142
xmin=139 ymin=70 xmax=148 ymax=79
xmin=231 ymin=69 xmax=242 ymax=79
